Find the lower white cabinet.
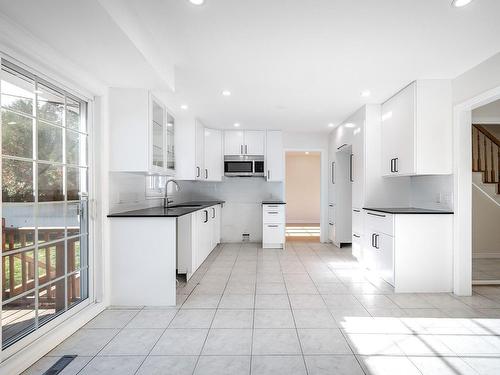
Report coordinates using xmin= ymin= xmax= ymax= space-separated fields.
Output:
xmin=262 ymin=203 xmax=285 ymax=248
xmin=362 ymin=210 xmax=453 ymax=293
xmin=177 ymin=204 xmax=222 ymax=280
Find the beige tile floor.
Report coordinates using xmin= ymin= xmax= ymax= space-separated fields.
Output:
xmin=23 ymin=242 xmax=500 ymax=375
xmin=473 ymin=258 xmax=500 ymax=282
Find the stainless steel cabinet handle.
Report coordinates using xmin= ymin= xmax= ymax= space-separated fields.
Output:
xmin=353 ymin=234 xmax=360 ymax=238
xmin=390 ymin=158 xmax=395 ymax=173
xmin=204 ymin=210 xmax=208 ymax=223
xmin=367 ymin=212 xmax=386 ymax=218
xmin=349 ymin=154 xmax=354 ymax=182
xmin=205 ymin=169 xmax=208 ymax=179
xmin=374 ymin=234 xmax=380 ymax=249
xmin=353 ymin=209 xmax=360 ymax=213
xmin=371 ymin=233 xmax=375 ymax=248
xmin=240 ymin=145 xmax=243 ymax=154
xmin=329 ymin=222 xmax=333 ymax=226
xmin=268 ymin=212 xmax=278 ymax=214
xmin=329 ymin=204 xmax=333 ymax=207
xmin=331 ymin=162 xmax=335 ymax=184
xmin=394 ymin=158 xmax=399 ymax=173
xmin=196 ymin=166 xmax=200 ymax=178
xmin=212 ymin=207 xmax=215 ymax=218
xmin=267 ymin=170 xmax=270 ymax=180
xmin=268 ymin=225 xmax=278 ymax=228
xmin=245 ymin=145 xmax=248 ymax=154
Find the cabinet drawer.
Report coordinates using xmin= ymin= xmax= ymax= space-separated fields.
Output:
xmin=352 ymin=208 xmax=362 ymax=233
xmin=263 ymin=206 xmax=285 ymax=223
xmin=364 ymin=210 xmax=394 ymax=236
xmin=263 ymin=223 xmax=285 ymax=244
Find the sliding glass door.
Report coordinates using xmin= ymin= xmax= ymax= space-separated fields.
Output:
xmin=1 ymin=60 xmax=89 ymax=349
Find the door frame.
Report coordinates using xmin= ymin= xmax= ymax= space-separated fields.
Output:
xmin=453 ymin=84 xmax=500 ymax=296
xmin=283 ymin=148 xmax=328 ymax=242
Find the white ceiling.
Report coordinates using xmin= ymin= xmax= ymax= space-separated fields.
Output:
xmin=2 ymin=0 xmax=500 ymax=131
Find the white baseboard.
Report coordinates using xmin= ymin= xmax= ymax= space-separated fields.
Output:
xmin=0 ymin=302 xmax=106 ymax=375
xmin=473 ymin=252 xmax=500 ymax=259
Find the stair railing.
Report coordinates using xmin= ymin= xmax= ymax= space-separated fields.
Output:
xmin=472 ymin=124 xmax=500 ymax=194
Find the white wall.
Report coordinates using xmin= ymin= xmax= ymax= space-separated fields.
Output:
xmin=285 ymin=153 xmax=321 ymax=223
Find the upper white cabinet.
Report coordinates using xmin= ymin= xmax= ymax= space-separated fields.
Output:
xmin=109 ymin=88 xmax=175 ymax=175
xmin=265 ymin=130 xmax=284 ymax=181
xmin=381 ymin=80 xmax=452 ymax=177
xmin=224 ymin=130 xmax=265 ymax=155
xmin=203 ymin=128 xmax=223 ymax=181
xmin=194 ymin=120 xmax=205 ymax=180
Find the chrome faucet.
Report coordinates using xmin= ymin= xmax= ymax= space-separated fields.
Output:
xmin=163 ymin=179 xmax=180 ymax=208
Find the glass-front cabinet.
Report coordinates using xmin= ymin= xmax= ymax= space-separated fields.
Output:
xmin=149 ymin=95 xmax=175 ymax=175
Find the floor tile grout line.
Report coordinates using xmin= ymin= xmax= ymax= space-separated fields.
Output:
xmin=282 ymin=242 xmax=312 ymax=375
xmin=74 ymin=308 xmax=141 ymax=374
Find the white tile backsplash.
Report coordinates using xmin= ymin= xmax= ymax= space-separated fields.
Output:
xmin=410 ymin=175 xmax=454 ymax=211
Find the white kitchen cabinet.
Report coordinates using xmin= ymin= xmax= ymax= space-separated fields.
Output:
xmin=362 ymin=209 xmax=453 ymax=293
xmin=204 ymin=128 xmax=223 ymax=181
xmin=331 ymin=147 xmax=352 ymax=247
xmin=224 ymin=130 xmax=265 ymax=155
xmin=262 ymin=203 xmax=286 ymax=248
xmin=351 ymin=208 xmax=362 ymax=260
xmin=109 ymin=88 xmax=175 ymax=175
xmin=381 ymin=80 xmax=452 ymax=177
xmin=265 ymin=130 xmax=284 ymax=181
xmin=195 ymin=120 xmax=205 ymax=180
xmin=178 ymin=204 xmax=222 ymax=280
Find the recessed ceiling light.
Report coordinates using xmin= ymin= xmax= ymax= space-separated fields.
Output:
xmin=345 ymin=123 xmax=355 ymax=128
xmin=451 ymin=0 xmax=473 ymax=7
xmin=233 ymin=123 xmax=240 ymax=128
xmin=328 ymin=123 xmax=335 ymax=128
xmin=361 ymin=90 xmax=371 ymax=97
xmin=189 ymin=0 xmax=205 ymax=5
xmin=222 ymin=90 xmax=231 ymax=97
xmin=305 ymin=151 xmax=310 ymax=155
xmin=167 ymin=122 xmax=174 ymax=127
xmin=180 ymin=104 xmax=189 ymax=110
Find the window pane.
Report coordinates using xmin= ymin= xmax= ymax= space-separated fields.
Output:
xmin=38 ymin=278 xmax=65 ymax=325
xmin=2 ymin=250 xmax=35 ymax=300
xmin=38 ymin=241 xmax=65 ymax=284
xmin=38 ymin=164 xmax=64 ymax=202
xmin=37 ymin=84 xmax=63 ymax=125
xmin=2 ymin=292 xmax=36 ymax=348
xmin=1 ymin=109 xmax=34 ymax=158
xmin=2 ymin=204 xmax=35 ymax=252
xmin=67 ymin=237 xmax=81 ymax=272
xmin=38 ymin=203 xmax=65 ymax=244
xmin=68 ymin=271 xmax=87 ymax=308
xmin=66 ymin=130 xmax=86 ymax=166
xmin=2 ymin=158 xmax=34 ymax=202
xmin=37 ymin=121 xmax=63 ymax=162
xmin=67 ymin=167 xmax=87 ymax=201
xmin=67 ymin=201 xmax=88 ymax=237
xmin=66 ymin=97 xmax=84 ymax=132
xmin=0 ymin=66 xmax=34 ymax=116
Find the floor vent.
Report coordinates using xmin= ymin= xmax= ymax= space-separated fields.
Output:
xmin=242 ymin=233 xmax=250 ymax=242
xmin=43 ymin=355 xmax=77 ymax=375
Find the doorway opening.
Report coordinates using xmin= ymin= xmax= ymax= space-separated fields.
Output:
xmin=471 ymin=100 xmax=500 ymax=285
xmin=285 ymin=151 xmax=321 ymax=242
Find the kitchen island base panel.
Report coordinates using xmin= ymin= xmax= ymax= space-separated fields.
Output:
xmin=110 ymin=218 xmax=177 ymax=306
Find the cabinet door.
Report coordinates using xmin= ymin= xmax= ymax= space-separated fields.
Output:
xmin=204 ymin=128 xmax=223 ymax=181
xmin=328 ymin=222 xmax=335 ymax=242
xmin=363 ymin=231 xmax=377 ymax=271
xmin=211 ymin=205 xmax=221 ymax=247
xmin=244 ymin=131 xmax=265 ymax=155
xmin=165 ymin=111 xmax=175 ymax=174
xmin=224 ymin=130 xmax=245 ymax=155
xmin=195 ymin=120 xmax=205 ymax=179
xmin=376 ymin=233 xmax=394 ymax=286
xmin=265 ymin=131 xmax=284 ymax=181
xmin=381 ymin=83 xmax=416 ymax=176
xmin=150 ymin=96 xmax=166 ymax=173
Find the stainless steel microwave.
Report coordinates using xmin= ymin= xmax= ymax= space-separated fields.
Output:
xmin=224 ymin=155 xmax=265 ymax=177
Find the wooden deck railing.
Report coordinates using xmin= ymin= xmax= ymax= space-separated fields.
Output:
xmin=2 ymin=219 xmax=80 ymax=304
xmin=472 ymin=124 xmax=500 ymax=194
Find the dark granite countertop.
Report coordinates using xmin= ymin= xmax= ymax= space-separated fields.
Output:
xmin=108 ymin=201 xmax=225 ymax=218
xmin=262 ymin=200 xmax=286 ymax=205
xmin=363 ymin=207 xmax=454 ymax=214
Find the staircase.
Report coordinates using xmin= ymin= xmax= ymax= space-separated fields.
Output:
xmin=472 ymin=124 xmax=500 ymax=196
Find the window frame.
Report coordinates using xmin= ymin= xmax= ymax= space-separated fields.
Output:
xmin=0 ymin=55 xmax=96 ymax=356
